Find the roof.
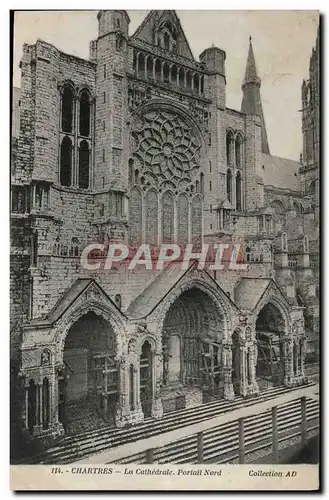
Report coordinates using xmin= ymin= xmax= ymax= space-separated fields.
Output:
xmin=27 ymin=279 xmax=93 ymax=327
xmin=260 ymin=153 xmax=301 ymax=191
xmin=234 ymin=277 xmax=271 ymax=310
xmin=126 ymin=261 xmax=189 ymax=319
xmin=131 ymin=10 xmax=195 ymax=62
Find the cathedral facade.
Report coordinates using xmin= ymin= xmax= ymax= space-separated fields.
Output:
xmin=10 ymin=11 xmax=319 ymax=447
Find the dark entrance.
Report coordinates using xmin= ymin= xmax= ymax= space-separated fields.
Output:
xmin=140 ymin=341 xmax=153 ymax=418
xmin=256 ymin=303 xmax=285 ymax=389
xmin=162 ymin=288 xmax=225 ymax=399
xmin=60 ymin=312 xmax=118 ymax=432
xmin=140 ymin=340 xmax=153 ymax=417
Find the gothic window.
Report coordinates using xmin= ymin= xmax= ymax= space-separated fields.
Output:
xmin=177 ymin=193 xmax=189 ymax=244
xmin=195 ymin=179 xmax=200 ymax=193
xmin=178 ymin=67 xmax=185 ymax=87
xmin=78 ymin=140 xmax=90 ymax=189
xmin=194 ymin=74 xmax=200 ymax=93
xmin=258 ymin=216 xmax=264 ymax=232
xmin=129 ymin=187 xmax=142 ymax=245
xmin=191 ymin=195 xmax=202 ymax=248
xmin=163 ymin=62 xmax=170 ymax=83
xmin=186 ymin=71 xmax=192 ymax=90
xmin=282 ymin=232 xmax=288 ymax=252
xmin=271 ymin=199 xmax=285 ymax=214
xmin=162 ymin=191 xmax=174 ymax=243
xmin=171 ymin=64 xmax=178 ymax=84
xmin=61 ymin=85 xmax=74 ymax=133
xmin=226 ymin=131 xmax=233 ymax=165
xmin=236 ymin=170 xmax=242 ymax=211
xmin=164 ymin=31 xmax=170 ymax=50
xmin=128 ymin=159 xmax=134 ymax=185
xmin=293 ymin=201 xmax=301 ymax=214
xmin=79 ymin=91 xmax=91 ymax=137
xmin=130 ymin=111 xmax=201 ymax=191
xmin=60 ymin=136 xmax=72 ymax=187
xmin=235 ymin=134 xmax=243 ymax=167
xmin=155 ymin=59 xmax=162 ymax=80
xmin=146 ymin=56 xmax=153 ymax=78
xmin=11 ymin=186 xmax=28 ymax=214
xmin=226 ymin=169 xmax=232 ymax=203
xmin=138 ymin=53 xmax=145 ymax=77
xmin=145 ymin=188 xmax=158 ymax=245
xmin=303 ymin=235 xmax=309 ymax=253
xmin=200 ymin=75 xmax=204 ymax=94
xmin=31 ymin=231 xmax=38 ymax=267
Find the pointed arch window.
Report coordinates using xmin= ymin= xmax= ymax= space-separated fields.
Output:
xmin=236 ymin=170 xmax=242 ymax=211
xmin=227 ymin=169 xmax=232 ymax=203
xmin=78 ymin=140 xmax=90 ymax=189
xmin=235 ymin=135 xmax=243 ymax=167
xmin=226 ymin=132 xmax=234 ymax=165
xmin=60 ymin=136 xmax=72 ymax=187
xmin=61 ymin=85 xmax=74 ymax=133
xmin=79 ymin=91 xmax=91 ymax=137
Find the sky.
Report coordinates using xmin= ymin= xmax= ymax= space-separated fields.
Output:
xmin=12 ymin=10 xmax=319 ymax=161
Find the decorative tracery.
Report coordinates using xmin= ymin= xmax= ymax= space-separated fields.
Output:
xmin=131 ymin=111 xmax=201 ymax=191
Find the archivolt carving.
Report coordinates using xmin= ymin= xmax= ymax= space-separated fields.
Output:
xmin=152 ymin=276 xmax=234 ymax=339
xmin=131 ymin=110 xmax=201 ymax=191
xmin=53 ymin=298 xmax=128 ymax=364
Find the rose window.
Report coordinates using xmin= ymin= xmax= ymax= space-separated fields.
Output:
xmin=131 ymin=111 xmax=201 ymax=190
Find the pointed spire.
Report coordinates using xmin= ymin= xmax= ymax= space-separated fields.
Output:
xmin=241 ymin=36 xmax=270 ymax=154
xmin=243 ymin=36 xmax=260 ymax=86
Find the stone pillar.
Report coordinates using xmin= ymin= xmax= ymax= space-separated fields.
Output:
xmin=239 ymin=342 xmax=248 ymax=396
xmin=116 ymin=357 xmax=130 ymax=428
xmin=283 ymin=338 xmax=294 ymax=387
xmin=151 ymin=350 xmax=163 ymax=419
xmin=222 ymin=341 xmax=234 ymax=401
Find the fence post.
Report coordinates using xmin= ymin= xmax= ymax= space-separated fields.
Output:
xmin=145 ymin=448 xmax=154 ymax=464
xmin=238 ymin=418 xmax=245 ymax=464
xmin=301 ymin=396 xmax=307 ymax=446
xmin=197 ymin=432 xmax=204 ymax=463
xmin=272 ymin=406 xmax=278 ymax=462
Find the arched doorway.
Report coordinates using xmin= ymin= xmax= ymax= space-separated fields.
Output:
xmin=140 ymin=340 xmax=153 ymax=418
xmin=162 ymin=288 xmax=225 ymax=401
xmin=256 ymin=303 xmax=285 ymax=389
xmin=60 ymin=311 xmax=119 ymax=432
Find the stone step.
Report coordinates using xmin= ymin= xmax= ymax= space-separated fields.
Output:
xmin=37 ymin=385 xmax=295 ymax=463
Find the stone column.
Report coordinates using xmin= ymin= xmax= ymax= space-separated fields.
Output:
xmin=116 ymin=357 xmax=129 ymax=428
xmin=151 ymin=350 xmax=163 ymax=419
xmin=247 ymin=343 xmax=259 ymax=396
xmin=283 ymin=338 xmax=294 ymax=387
xmin=239 ymin=342 xmax=248 ymax=396
xmin=222 ymin=342 xmax=234 ymax=401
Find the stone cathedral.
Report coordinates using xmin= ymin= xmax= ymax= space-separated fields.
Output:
xmin=10 ymin=11 xmax=319 ymax=451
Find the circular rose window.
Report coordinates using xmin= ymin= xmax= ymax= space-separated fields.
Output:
xmin=131 ymin=111 xmax=201 ymax=190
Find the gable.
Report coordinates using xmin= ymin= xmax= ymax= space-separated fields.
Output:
xmin=131 ymin=10 xmax=195 ymax=61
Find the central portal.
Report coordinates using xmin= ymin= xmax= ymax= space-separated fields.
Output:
xmin=162 ymin=287 xmax=224 ymax=408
